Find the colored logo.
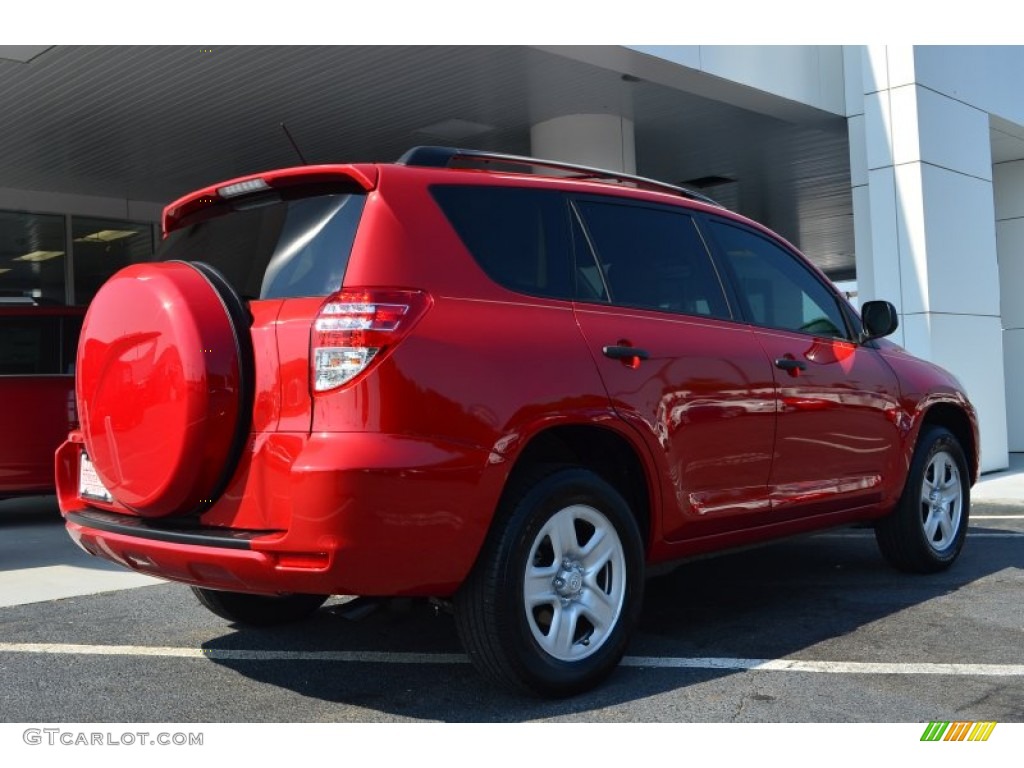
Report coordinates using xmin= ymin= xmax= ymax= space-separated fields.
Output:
xmin=921 ymin=721 xmax=997 ymax=741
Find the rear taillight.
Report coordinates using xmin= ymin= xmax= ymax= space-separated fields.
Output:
xmin=312 ymin=289 xmax=430 ymax=392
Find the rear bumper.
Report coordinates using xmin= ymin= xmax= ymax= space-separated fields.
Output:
xmin=57 ymin=431 xmax=500 ymax=597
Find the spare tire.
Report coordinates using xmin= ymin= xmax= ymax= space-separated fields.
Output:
xmin=76 ymin=261 xmax=253 ymax=518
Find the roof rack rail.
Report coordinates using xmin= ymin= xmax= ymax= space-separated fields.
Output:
xmin=396 ymin=146 xmax=722 ymax=207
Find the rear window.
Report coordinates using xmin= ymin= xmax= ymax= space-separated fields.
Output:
xmin=431 ymin=186 xmax=572 ymax=299
xmin=157 ymin=193 xmax=366 ymax=299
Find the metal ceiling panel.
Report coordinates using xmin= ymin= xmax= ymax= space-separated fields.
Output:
xmin=0 ymin=45 xmax=856 ymax=277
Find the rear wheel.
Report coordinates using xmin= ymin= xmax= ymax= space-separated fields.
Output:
xmin=875 ymin=425 xmax=970 ymax=573
xmin=192 ymin=587 xmax=328 ymax=626
xmin=454 ymin=467 xmax=644 ymax=697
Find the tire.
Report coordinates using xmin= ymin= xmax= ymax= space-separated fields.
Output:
xmin=454 ymin=467 xmax=644 ymax=697
xmin=192 ymin=587 xmax=328 ymax=627
xmin=875 ymin=426 xmax=970 ymax=573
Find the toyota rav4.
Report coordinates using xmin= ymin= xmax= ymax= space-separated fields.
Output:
xmin=56 ymin=147 xmax=979 ymax=697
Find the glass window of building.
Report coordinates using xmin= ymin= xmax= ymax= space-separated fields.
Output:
xmin=0 ymin=210 xmax=67 ymax=304
xmin=72 ymin=217 xmax=155 ymax=305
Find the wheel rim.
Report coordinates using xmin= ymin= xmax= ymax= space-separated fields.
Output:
xmin=920 ymin=449 xmax=963 ymax=553
xmin=522 ymin=504 xmax=627 ymax=662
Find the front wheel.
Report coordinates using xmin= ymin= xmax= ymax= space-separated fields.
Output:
xmin=875 ymin=426 xmax=970 ymax=573
xmin=454 ymin=468 xmax=644 ymax=697
xmin=192 ymin=587 xmax=328 ymax=626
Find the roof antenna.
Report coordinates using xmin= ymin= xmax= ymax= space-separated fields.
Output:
xmin=280 ymin=122 xmax=309 ymax=165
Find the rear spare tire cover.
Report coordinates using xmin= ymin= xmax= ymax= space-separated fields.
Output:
xmin=76 ymin=261 xmax=252 ymax=518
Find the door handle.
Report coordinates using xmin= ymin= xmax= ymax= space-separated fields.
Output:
xmin=603 ymin=345 xmax=650 ymax=361
xmin=774 ymin=357 xmax=807 ymax=373
xmin=602 ymin=345 xmax=649 ymax=369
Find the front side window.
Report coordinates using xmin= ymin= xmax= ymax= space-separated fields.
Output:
xmin=574 ymin=200 xmax=730 ymax=319
xmin=708 ymin=220 xmax=849 ymax=338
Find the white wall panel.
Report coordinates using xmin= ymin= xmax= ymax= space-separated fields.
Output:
xmin=861 ymin=45 xmax=889 ymax=94
xmin=996 ymin=218 xmax=1024 ymax=330
xmin=919 ymin=165 xmax=1000 ymax=317
xmin=1004 ymin=329 xmax=1024 ymax=451
xmin=843 ymin=46 xmax=864 ymax=117
xmin=887 ymin=85 xmax=921 ymax=168
xmin=902 ymin=313 xmax=1009 ymax=471
xmin=848 ymin=113 xmax=869 ymax=188
xmin=915 ymin=46 xmax=1024 ymax=125
xmin=864 ymin=91 xmax=893 ymax=170
xmin=697 ymin=46 xmax=846 ymax=115
xmin=994 ymin=160 xmax=1024 ymax=221
xmin=916 ymin=88 xmax=992 ymax=180
xmin=893 ymin=163 xmax=929 ymax=316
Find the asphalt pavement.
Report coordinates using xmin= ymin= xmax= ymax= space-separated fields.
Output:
xmin=1 ymin=459 xmax=1021 ymax=722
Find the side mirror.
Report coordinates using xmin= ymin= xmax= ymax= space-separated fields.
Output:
xmin=860 ymin=300 xmax=899 ymax=342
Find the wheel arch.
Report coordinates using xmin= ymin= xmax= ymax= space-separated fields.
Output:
xmin=917 ymin=401 xmax=980 ymax=485
xmin=501 ymin=423 xmax=655 ymax=553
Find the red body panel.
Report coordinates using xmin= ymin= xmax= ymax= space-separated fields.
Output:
xmin=572 ymin=304 xmax=778 ymax=539
xmin=752 ymin=327 xmax=904 ymax=517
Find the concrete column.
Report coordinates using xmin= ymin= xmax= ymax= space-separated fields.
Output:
xmin=851 ymin=46 xmax=1008 ymax=471
xmin=530 ymin=114 xmax=636 ymax=174
xmin=994 ymin=159 xmax=1024 ymax=451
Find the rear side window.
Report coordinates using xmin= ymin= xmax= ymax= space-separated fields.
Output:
xmin=0 ymin=314 xmax=81 ymax=375
xmin=431 ymin=186 xmax=572 ymax=299
xmin=708 ymin=220 xmax=850 ymax=338
xmin=574 ymin=200 xmax=730 ymax=319
xmin=157 ymin=193 xmax=366 ymax=299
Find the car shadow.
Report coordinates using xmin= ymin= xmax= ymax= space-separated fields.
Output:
xmin=201 ymin=517 xmax=1023 ymax=721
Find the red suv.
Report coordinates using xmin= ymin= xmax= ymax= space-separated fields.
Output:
xmin=56 ymin=147 xmax=979 ymax=696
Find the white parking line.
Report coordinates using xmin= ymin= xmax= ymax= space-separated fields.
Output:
xmin=815 ymin=532 xmax=1022 ymax=539
xmin=1 ymin=643 xmax=1022 ymax=677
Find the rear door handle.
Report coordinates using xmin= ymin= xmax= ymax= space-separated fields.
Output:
xmin=774 ymin=358 xmax=807 ymax=372
xmin=603 ymin=345 xmax=650 ymax=361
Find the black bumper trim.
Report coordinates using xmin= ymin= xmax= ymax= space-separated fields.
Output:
xmin=66 ymin=510 xmax=280 ymax=550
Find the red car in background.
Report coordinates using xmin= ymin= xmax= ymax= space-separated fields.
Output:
xmin=0 ymin=300 xmax=83 ymax=498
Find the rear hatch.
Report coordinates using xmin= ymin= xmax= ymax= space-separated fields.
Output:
xmin=73 ymin=166 xmax=374 ymax=519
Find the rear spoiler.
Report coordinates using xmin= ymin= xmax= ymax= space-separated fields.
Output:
xmin=162 ymin=164 xmax=378 ymax=235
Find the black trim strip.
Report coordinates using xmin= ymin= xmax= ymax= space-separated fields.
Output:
xmin=67 ymin=510 xmax=279 ymax=550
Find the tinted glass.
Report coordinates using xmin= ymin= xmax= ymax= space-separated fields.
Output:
xmin=575 ymin=201 xmax=730 ymax=319
xmin=0 ymin=211 xmax=66 ymax=304
xmin=72 ymin=217 xmax=155 ymax=305
xmin=709 ymin=220 xmax=849 ymax=338
xmin=157 ymin=193 xmax=366 ymax=300
xmin=0 ymin=314 xmax=80 ymax=375
xmin=431 ymin=186 xmax=572 ymax=299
